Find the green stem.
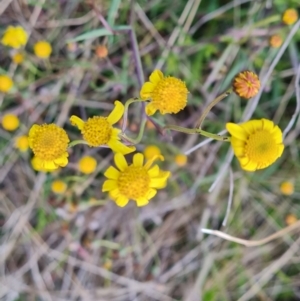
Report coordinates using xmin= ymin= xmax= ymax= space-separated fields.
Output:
xmin=164 ymin=124 xmax=230 ymax=142
xmin=68 ymin=140 xmax=88 ymax=148
xmin=121 ymin=117 xmax=147 ymax=144
xmin=196 ymin=87 xmax=233 ymax=129
xmin=122 ymin=98 xmax=145 ymax=132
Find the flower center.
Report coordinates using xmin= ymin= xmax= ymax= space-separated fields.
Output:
xmin=82 ymin=117 xmax=112 ymax=147
xmin=152 ymin=77 xmax=188 ymax=114
xmin=245 ymin=130 xmax=279 ymax=167
xmin=117 ymin=165 xmax=150 ymax=199
xmin=31 ymin=124 xmax=69 ymax=160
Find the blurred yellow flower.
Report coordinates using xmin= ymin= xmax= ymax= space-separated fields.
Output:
xmin=0 ymin=75 xmax=13 ymax=93
xmin=1 ymin=114 xmax=19 ymax=131
xmin=1 ymin=26 xmax=28 ymax=49
xmin=269 ymin=35 xmax=283 ymax=48
xmin=78 ymin=156 xmax=97 ymax=174
xmin=232 ymin=71 xmax=260 ymax=99
xmin=12 ymin=52 xmax=24 ymax=64
xmin=282 ymin=8 xmax=298 ymax=25
xmin=28 ymin=124 xmax=69 ymax=170
xmin=144 ymin=145 xmax=161 ymax=160
xmin=280 ymin=181 xmax=294 ymax=195
xmin=285 ymin=214 xmax=297 ymax=225
xmin=34 ymin=41 xmax=52 ymax=59
xmin=103 ymin=153 xmax=171 ymax=207
xmin=70 ymin=100 xmax=135 ymax=155
xmin=15 ymin=135 xmax=29 ymax=152
xmin=226 ymin=119 xmax=284 ymax=171
xmin=175 ymin=153 xmax=188 ymax=167
xmin=51 ymin=180 xmax=67 ymax=194
xmin=140 ymin=69 xmax=189 ymax=116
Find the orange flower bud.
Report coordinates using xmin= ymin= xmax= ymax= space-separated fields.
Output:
xmin=269 ymin=35 xmax=283 ymax=48
xmin=95 ymin=45 xmax=108 ymax=58
xmin=232 ymin=71 xmax=260 ymax=99
xmin=282 ymin=9 xmax=298 ymax=25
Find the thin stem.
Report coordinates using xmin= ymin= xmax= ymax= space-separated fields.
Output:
xmin=195 ymin=87 xmax=233 ymax=129
xmin=121 ymin=117 xmax=147 ymax=144
xmin=68 ymin=140 xmax=88 ymax=148
xmin=122 ymin=98 xmax=145 ymax=133
xmin=164 ymin=124 xmax=231 ymax=142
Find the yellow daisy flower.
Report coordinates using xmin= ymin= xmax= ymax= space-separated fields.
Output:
xmin=15 ymin=135 xmax=29 ymax=152
xmin=78 ymin=156 xmax=97 ymax=174
xmin=51 ymin=180 xmax=67 ymax=194
xmin=70 ymin=100 xmax=135 ymax=155
xmin=144 ymin=145 xmax=161 ymax=160
xmin=282 ymin=8 xmax=298 ymax=25
xmin=28 ymin=124 xmax=70 ymax=170
xmin=226 ymin=119 xmax=284 ymax=171
xmin=232 ymin=71 xmax=260 ymax=99
xmin=33 ymin=41 xmax=52 ymax=59
xmin=0 ymin=75 xmax=13 ymax=93
xmin=1 ymin=26 xmax=28 ymax=49
xmin=140 ymin=69 xmax=189 ymax=116
xmin=102 ymin=153 xmax=171 ymax=207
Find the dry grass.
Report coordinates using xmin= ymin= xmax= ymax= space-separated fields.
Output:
xmin=1 ymin=0 xmax=300 ymax=300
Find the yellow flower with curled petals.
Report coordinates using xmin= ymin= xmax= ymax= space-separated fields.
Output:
xmin=28 ymin=124 xmax=70 ymax=170
xmin=70 ymin=100 xmax=135 ymax=155
xmin=140 ymin=70 xmax=189 ymax=116
xmin=33 ymin=41 xmax=52 ymax=59
xmin=102 ymin=153 xmax=171 ymax=207
xmin=226 ymin=119 xmax=284 ymax=171
xmin=1 ymin=26 xmax=28 ymax=49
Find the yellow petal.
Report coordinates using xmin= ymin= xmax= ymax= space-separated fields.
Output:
xmin=108 ymin=139 xmax=136 ymax=155
xmin=133 ymin=153 xmax=144 ymax=167
xmin=150 ymin=178 xmax=168 ymax=189
xmin=104 ymin=166 xmax=120 ymax=179
xmin=111 ymin=127 xmax=121 ymax=138
xmin=149 ymin=69 xmax=164 ymax=84
xmin=158 ymin=170 xmax=171 ymax=180
xmin=240 ymin=120 xmax=262 ymax=135
xmin=114 ymin=153 xmax=128 ymax=171
xmin=147 ymin=188 xmax=157 ymax=200
xmin=115 ymin=196 xmax=129 ymax=207
xmin=147 ymin=165 xmax=160 ymax=177
xmin=109 ymin=188 xmax=120 ymax=200
xmin=226 ymin=123 xmax=247 ymax=141
xmin=145 ymin=103 xmax=157 ymax=116
xmin=277 ymin=144 xmax=284 ymax=157
xmin=54 ymin=153 xmax=69 ymax=167
xmin=273 ymin=126 xmax=283 ymax=144
xmin=144 ymin=155 xmax=164 ymax=170
xmin=136 ymin=197 xmax=149 ymax=207
xmin=107 ymin=100 xmax=124 ymax=125
xmin=70 ymin=115 xmax=85 ymax=130
xmin=102 ymin=179 xmax=117 ymax=192
xmin=240 ymin=159 xmax=257 ymax=171
xmin=43 ymin=160 xmax=59 ymax=170
xmin=140 ymin=82 xmax=155 ymax=99
xmin=261 ymin=119 xmax=275 ymax=132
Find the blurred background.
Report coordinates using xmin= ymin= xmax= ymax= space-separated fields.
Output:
xmin=0 ymin=0 xmax=300 ymax=300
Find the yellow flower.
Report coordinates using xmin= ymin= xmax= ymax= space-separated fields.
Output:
xmin=78 ymin=156 xmax=97 ymax=174
xmin=175 ymin=153 xmax=188 ymax=167
xmin=102 ymin=153 xmax=171 ymax=207
xmin=31 ymin=157 xmax=55 ymax=172
xmin=140 ymin=69 xmax=189 ymax=116
xmin=1 ymin=114 xmax=19 ymax=131
xmin=28 ymin=124 xmax=70 ymax=170
xmin=34 ymin=41 xmax=52 ymax=59
xmin=144 ymin=145 xmax=161 ymax=160
xmin=12 ymin=52 xmax=24 ymax=64
xmin=232 ymin=71 xmax=260 ymax=99
xmin=282 ymin=8 xmax=298 ymax=25
xmin=51 ymin=180 xmax=67 ymax=194
xmin=0 ymin=75 xmax=13 ymax=93
xmin=226 ymin=119 xmax=284 ymax=171
xmin=1 ymin=26 xmax=28 ymax=49
xmin=285 ymin=214 xmax=297 ymax=225
xmin=70 ymin=100 xmax=135 ymax=155
xmin=280 ymin=181 xmax=294 ymax=195
xmin=269 ymin=35 xmax=283 ymax=48
xmin=15 ymin=135 xmax=29 ymax=152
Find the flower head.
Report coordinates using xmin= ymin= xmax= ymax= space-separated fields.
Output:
xmin=78 ymin=156 xmax=97 ymax=174
xmin=285 ymin=214 xmax=297 ymax=225
xmin=226 ymin=119 xmax=284 ymax=171
xmin=232 ymin=71 xmax=260 ymax=99
xmin=51 ymin=180 xmax=67 ymax=194
xmin=140 ymin=70 xmax=189 ymax=116
xmin=70 ymin=101 xmax=135 ymax=155
xmin=175 ymin=153 xmax=188 ymax=167
xmin=34 ymin=41 xmax=52 ymax=59
xmin=144 ymin=145 xmax=161 ymax=160
xmin=28 ymin=124 xmax=70 ymax=170
xmin=95 ymin=45 xmax=108 ymax=58
xmin=269 ymin=35 xmax=283 ymax=48
xmin=0 ymin=75 xmax=13 ymax=93
xmin=1 ymin=26 xmax=28 ymax=49
xmin=12 ymin=52 xmax=24 ymax=64
xmin=1 ymin=114 xmax=19 ymax=131
xmin=103 ymin=153 xmax=171 ymax=207
xmin=280 ymin=181 xmax=294 ymax=195
xmin=15 ymin=135 xmax=29 ymax=152
xmin=282 ymin=8 xmax=298 ymax=25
